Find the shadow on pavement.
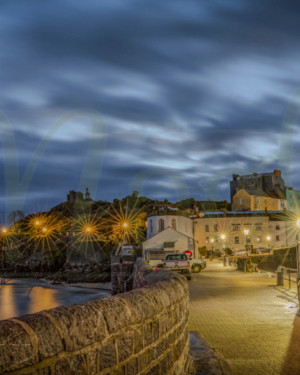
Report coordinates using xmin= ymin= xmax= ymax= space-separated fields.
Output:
xmin=281 ymin=313 xmax=300 ymax=375
xmin=190 ymin=331 xmax=232 ymax=375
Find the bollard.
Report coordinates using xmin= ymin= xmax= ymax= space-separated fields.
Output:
xmin=243 ymin=258 xmax=247 ymax=272
xmin=276 ymin=270 xmax=284 ymax=286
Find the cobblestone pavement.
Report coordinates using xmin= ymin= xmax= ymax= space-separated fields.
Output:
xmin=189 ymin=261 xmax=300 ymax=375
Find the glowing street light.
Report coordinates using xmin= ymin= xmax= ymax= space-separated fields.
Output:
xmin=123 ymin=223 xmax=128 ymax=228
xmin=42 ymin=228 xmax=47 ymax=233
xmin=86 ymin=227 xmax=91 ymax=232
xmin=221 ymin=234 xmax=225 ymax=240
xmin=2 ymin=228 xmax=7 ymax=234
xmin=244 ymin=229 xmax=249 ymax=235
xmin=297 ymin=219 xmax=300 ymax=228
xmin=35 ymin=221 xmax=40 ymax=225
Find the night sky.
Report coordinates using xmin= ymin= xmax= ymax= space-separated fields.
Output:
xmin=1 ymin=0 xmax=300 ymax=218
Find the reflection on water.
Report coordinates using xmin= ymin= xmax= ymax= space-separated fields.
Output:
xmin=0 ymin=279 xmax=110 ymax=321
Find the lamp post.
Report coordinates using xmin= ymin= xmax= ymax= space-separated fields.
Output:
xmin=210 ymin=238 xmax=214 ymax=261
xmin=244 ymin=229 xmax=249 ymax=256
xmin=221 ymin=234 xmax=225 ymax=254
xmin=267 ymin=236 xmax=271 ymax=254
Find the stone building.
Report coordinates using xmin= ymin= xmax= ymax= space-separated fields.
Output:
xmin=230 ymin=170 xmax=285 ymax=203
xmin=67 ymin=188 xmax=92 ymax=202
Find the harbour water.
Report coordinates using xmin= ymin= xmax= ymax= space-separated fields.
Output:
xmin=0 ymin=278 xmax=111 ymax=321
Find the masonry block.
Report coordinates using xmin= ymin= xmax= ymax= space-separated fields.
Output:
xmin=117 ymin=332 xmax=133 ymax=363
xmin=99 ymin=341 xmax=117 ymax=371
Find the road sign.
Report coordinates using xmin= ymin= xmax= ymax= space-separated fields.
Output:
xmin=184 ymin=250 xmax=193 ymax=258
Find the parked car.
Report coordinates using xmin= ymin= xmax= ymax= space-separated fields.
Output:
xmin=188 ymin=258 xmax=206 ymax=273
xmin=205 ymin=251 xmax=222 ymax=258
xmin=148 ymin=256 xmax=205 ymax=273
xmin=255 ymin=247 xmax=270 ymax=254
xmin=233 ymin=250 xmax=247 ymax=256
xmin=163 ymin=253 xmax=192 ymax=280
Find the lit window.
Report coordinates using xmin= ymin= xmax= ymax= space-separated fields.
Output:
xmin=235 ymin=237 xmax=239 ymax=244
xmin=246 ymin=236 xmax=251 ymax=243
xmin=206 ymin=237 xmax=209 ymax=244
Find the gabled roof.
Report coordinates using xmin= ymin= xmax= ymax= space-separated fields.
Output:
xmin=143 ymin=226 xmax=195 ymax=245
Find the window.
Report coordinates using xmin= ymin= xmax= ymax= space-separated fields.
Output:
xmin=255 ymin=198 xmax=260 ymax=204
xmin=171 ymin=219 xmax=176 ymax=230
xmin=276 ymin=225 xmax=280 ymax=230
xmin=166 ymin=254 xmax=187 ymax=260
xmin=281 ymin=201 xmax=285 ymax=209
xmin=276 ymin=235 xmax=280 ymax=241
xmin=273 ymin=201 xmax=275 ymax=206
xmin=298 ymin=196 xmax=300 ymax=200
xmin=206 ymin=237 xmax=209 ymax=244
xmin=205 ymin=225 xmax=209 ymax=232
xmin=246 ymin=236 xmax=251 ymax=243
xmin=214 ymin=224 xmax=218 ymax=232
xmin=264 ymin=199 xmax=267 ymax=205
xmin=235 ymin=237 xmax=239 ymax=244
xmin=256 ymin=225 xmax=262 ymax=231
xmin=240 ymin=198 xmax=244 ymax=204
xmin=214 ymin=236 xmax=218 ymax=242
xmin=158 ymin=219 xmax=164 ymax=232
xmin=257 ymin=235 xmax=262 ymax=242
xmin=233 ymin=224 xmax=240 ymax=231
xmin=150 ymin=220 xmax=153 ymax=233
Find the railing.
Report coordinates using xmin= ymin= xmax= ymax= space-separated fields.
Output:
xmin=277 ymin=266 xmax=297 ymax=290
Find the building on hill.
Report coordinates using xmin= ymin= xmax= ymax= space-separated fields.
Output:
xmin=232 ymin=189 xmax=287 ymax=212
xmin=230 ymin=170 xmax=285 ymax=203
xmin=67 ymin=188 xmax=92 ymax=202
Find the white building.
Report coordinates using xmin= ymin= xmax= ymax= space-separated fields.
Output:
xmin=146 ymin=213 xmax=193 ymax=239
xmin=146 ymin=210 xmax=300 ymax=254
xmin=142 ymin=227 xmax=198 ymax=262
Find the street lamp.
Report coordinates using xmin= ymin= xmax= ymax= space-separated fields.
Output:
xmin=123 ymin=223 xmax=128 ymax=228
xmin=297 ymin=219 xmax=300 ymax=228
xmin=221 ymin=234 xmax=225 ymax=254
xmin=244 ymin=229 xmax=249 ymax=256
xmin=267 ymin=236 xmax=271 ymax=254
xmin=2 ymin=229 xmax=7 ymax=234
xmin=42 ymin=228 xmax=47 ymax=233
xmin=86 ymin=227 xmax=91 ymax=232
xmin=35 ymin=221 xmax=40 ymax=225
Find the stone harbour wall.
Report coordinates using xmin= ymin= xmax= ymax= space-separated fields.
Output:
xmin=0 ymin=258 xmax=191 ymax=375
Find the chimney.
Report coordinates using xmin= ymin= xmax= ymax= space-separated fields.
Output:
xmin=274 ymin=170 xmax=281 ymax=177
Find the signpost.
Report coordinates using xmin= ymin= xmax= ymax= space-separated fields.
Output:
xmin=184 ymin=250 xmax=193 ymax=258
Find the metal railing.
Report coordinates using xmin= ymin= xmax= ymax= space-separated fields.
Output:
xmin=277 ymin=266 xmax=297 ymax=289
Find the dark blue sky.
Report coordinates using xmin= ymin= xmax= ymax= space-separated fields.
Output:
xmin=1 ymin=0 xmax=300 ymax=218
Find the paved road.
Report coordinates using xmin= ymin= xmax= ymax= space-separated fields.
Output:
xmin=189 ymin=261 xmax=300 ymax=375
